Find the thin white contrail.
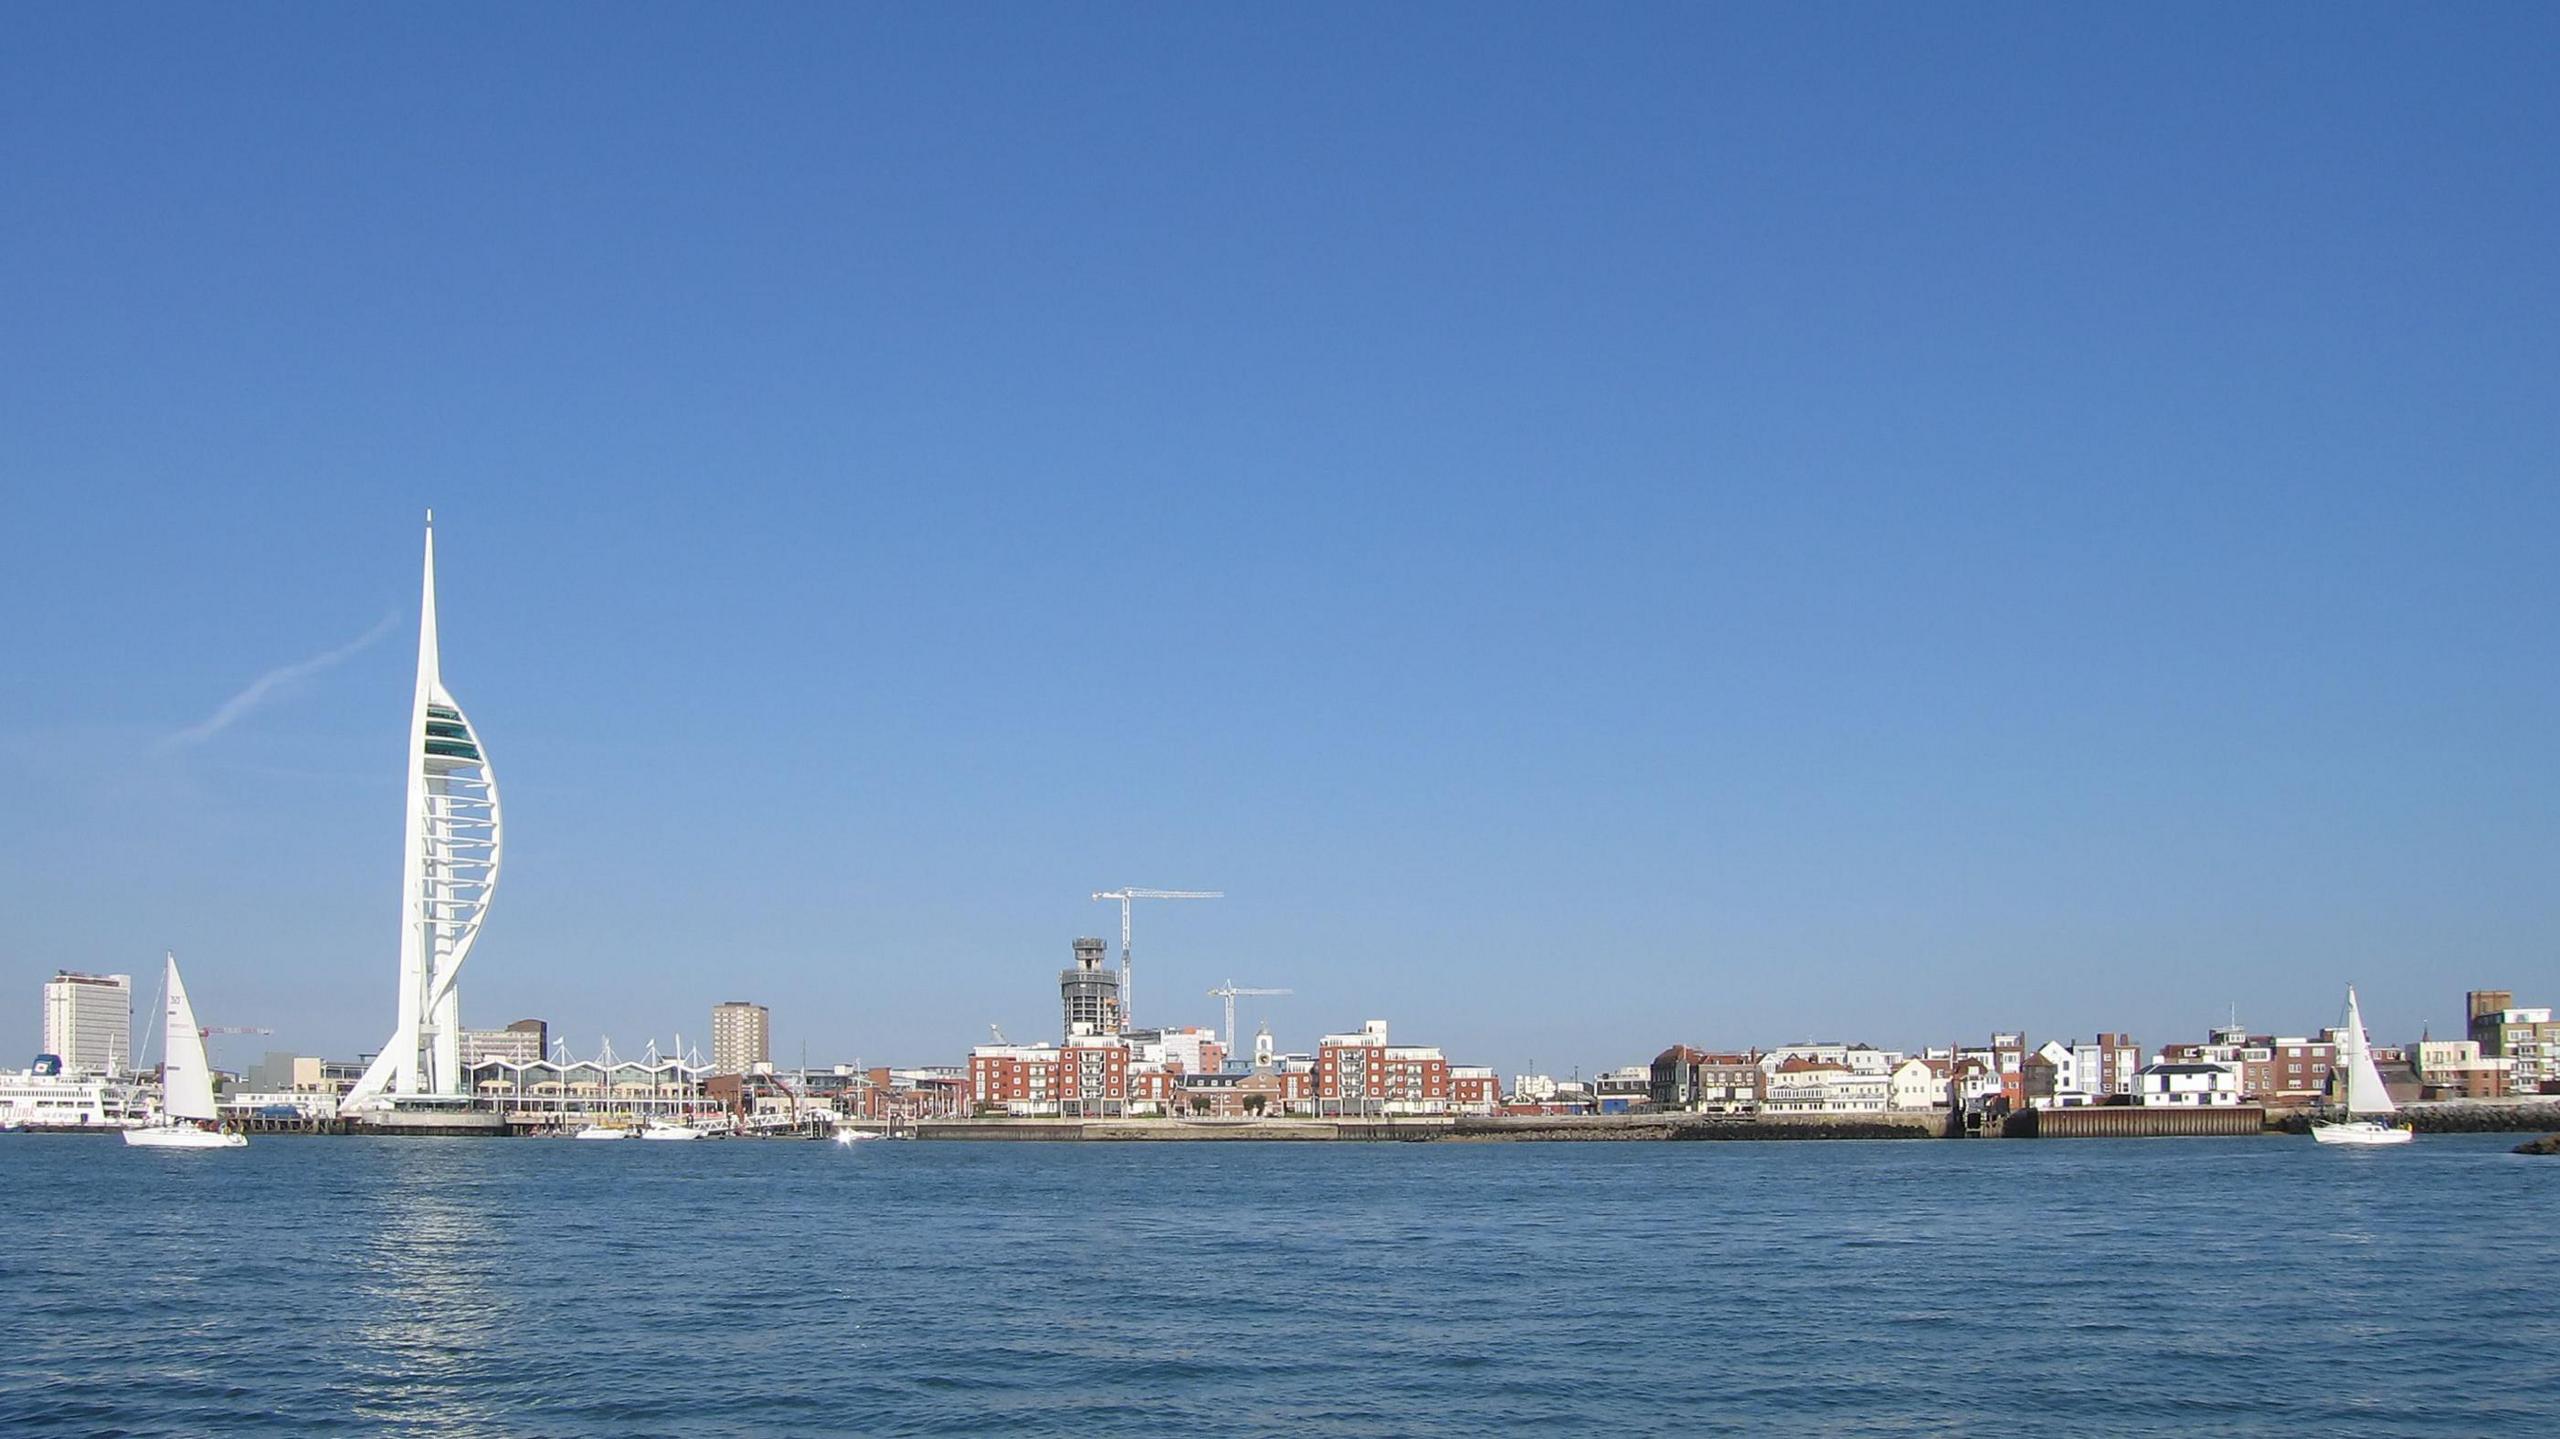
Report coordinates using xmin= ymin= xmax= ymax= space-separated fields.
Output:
xmin=160 ymin=613 xmax=401 ymax=750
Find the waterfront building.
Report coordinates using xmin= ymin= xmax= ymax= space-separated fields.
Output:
xmin=2468 ymin=991 xmax=2560 ymax=1094
xmin=1170 ymin=1060 xmax=1313 ymax=1117
xmin=1888 ymin=1056 xmax=1952 ymax=1111
xmin=1649 ymin=1046 xmax=1706 ymax=1108
xmin=2267 ymin=1035 xmax=2339 ymax=1102
xmin=1761 ymin=1054 xmax=1889 ymax=1114
xmin=296 ymin=1056 xmax=368 ymax=1094
xmin=2134 ymin=1062 xmax=2242 ymax=1106
xmin=1593 ymin=1065 xmax=1651 ymax=1113
xmin=851 ymin=1066 xmax=970 ymax=1122
xmin=219 ymin=1090 xmax=340 ymax=1122
xmin=711 ymin=1001 xmax=772 ymax=1075
xmin=1649 ymin=1047 xmax=1764 ymax=1113
xmin=1314 ymin=1020 xmax=1455 ymax=1117
xmin=1449 ymin=1066 xmax=1502 ymax=1113
xmin=345 ymin=514 xmax=504 ymax=1110
xmin=1061 ymin=1031 xmax=1131 ymax=1115
xmin=41 ymin=970 xmax=133 ymax=1075
xmin=1124 ymin=1025 xmax=1225 ymax=1078
xmin=2411 ymin=1038 xmax=2512 ymax=1099
xmin=465 ymin=1052 xmax=713 ymax=1124
xmin=2023 ymin=1034 xmax=2144 ymax=1108
xmin=969 ymin=1042 xmax=1067 ymax=1115
xmin=2162 ymin=1024 xmax=2278 ymax=1098
xmin=459 ymin=1020 xmax=547 ymax=1066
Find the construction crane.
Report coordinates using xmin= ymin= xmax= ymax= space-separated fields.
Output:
xmin=1091 ymin=887 xmax=1222 ymax=1029
xmin=1206 ymin=981 xmax=1291 ymax=1057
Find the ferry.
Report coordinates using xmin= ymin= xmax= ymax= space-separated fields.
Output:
xmin=0 ymin=1064 xmax=148 ymax=1131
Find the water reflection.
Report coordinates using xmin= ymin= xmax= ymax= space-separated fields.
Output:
xmin=343 ymin=1143 xmax=512 ymax=1438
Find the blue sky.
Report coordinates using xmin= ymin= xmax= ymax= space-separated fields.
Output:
xmin=4 ymin=6 xmax=2555 ymax=1077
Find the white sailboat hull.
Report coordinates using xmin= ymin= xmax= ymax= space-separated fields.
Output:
xmin=123 ymin=1124 xmax=247 ymax=1150
xmin=2311 ymin=1120 xmax=2412 ymax=1146
xmin=639 ymin=1124 xmax=704 ymax=1140
xmin=571 ymin=1125 xmax=629 ymax=1140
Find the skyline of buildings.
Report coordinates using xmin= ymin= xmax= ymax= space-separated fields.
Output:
xmin=7 ymin=524 xmax=2553 ymax=1114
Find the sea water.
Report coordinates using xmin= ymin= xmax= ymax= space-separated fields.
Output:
xmin=3 ymin=1132 xmax=2553 ymax=1436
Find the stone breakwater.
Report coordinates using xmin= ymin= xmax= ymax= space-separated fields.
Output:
xmin=2407 ymin=1101 xmax=2560 ymax=1133
xmin=2268 ymin=1101 xmax=2560 ymax=1135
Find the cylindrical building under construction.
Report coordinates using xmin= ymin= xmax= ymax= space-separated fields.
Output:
xmin=1060 ymin=936 xmax=1121 ymax=1039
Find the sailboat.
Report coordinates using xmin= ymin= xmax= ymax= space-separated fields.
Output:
xmin=124 ymin=954 xmax=247 ymax=1150
xmin=2310 ymin=985 xmax=2412 ymax=1147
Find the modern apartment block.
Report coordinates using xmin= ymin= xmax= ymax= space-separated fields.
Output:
xmin=2023 ymin=1034 xmax=2143 ymax=1107
xmin=41 ymin=970 xmax=133 ymax=1076
xmin=1314 ymin=1020 xmax=1458 ymax=1117
xmin=711 ymin=1001 xmax=772 ymax=1076
xmin=2469 ymin=989 xmax=2560 ymax=1094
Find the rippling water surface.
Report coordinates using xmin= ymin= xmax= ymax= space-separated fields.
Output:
xmin=3 ymin=1132 xmax=2553 ymax=1435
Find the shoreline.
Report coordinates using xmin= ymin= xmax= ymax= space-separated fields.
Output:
xmin=18 ymin=1099 xmax=2559 ymax=1143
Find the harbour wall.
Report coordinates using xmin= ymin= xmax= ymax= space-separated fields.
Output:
xmin=914 ymin=1113 xmax=1953 ymax=1142
xmin=2005 ymin=1105 xmax=2265 ymax=1139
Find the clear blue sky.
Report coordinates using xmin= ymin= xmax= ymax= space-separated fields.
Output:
xmin=4 ymin=5 xmax=2555 ymax=1078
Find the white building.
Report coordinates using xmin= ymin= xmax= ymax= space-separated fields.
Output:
xmin=1762 ymin=1042 xmax=1902 ymax=1077
xmin=42 ymin=971 xmax=134 ymax=1076
xmin=1888 ymin=1057 xmax=1952 ymax=1111
xmin=2135 ymin=1062 xmax=2241 ymax=1106
xmin=1763 ymin=1056 xmax=1889 ymax=1114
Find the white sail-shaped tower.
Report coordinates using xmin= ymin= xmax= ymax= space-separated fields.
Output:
xmin=345 ymin=513 xmax=503 ymax=1107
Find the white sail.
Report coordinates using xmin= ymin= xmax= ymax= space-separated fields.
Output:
xmin=160 ymin=954 xmax=219 ymax=1124
xmin=2339 ymin=986 xmax=2396 ymax=1117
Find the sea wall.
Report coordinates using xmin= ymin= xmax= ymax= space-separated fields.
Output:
xmin=1453 ymin=1112 xmax=1948 ymax=1141
xmin=915 ymin=1118 xmax=1453 ymax=1141
xmin=2004 ymin=1105 xmax=2265 ymax=1139
xmin=915 ymin=1112 xmax=1952 ymax=1142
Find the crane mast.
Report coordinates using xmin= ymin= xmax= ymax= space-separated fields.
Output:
xmin=1206 ymin=980 xmax=1292 ymax=1058
xmin=1090 ymin=887 xmax=1222 ymax=1028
